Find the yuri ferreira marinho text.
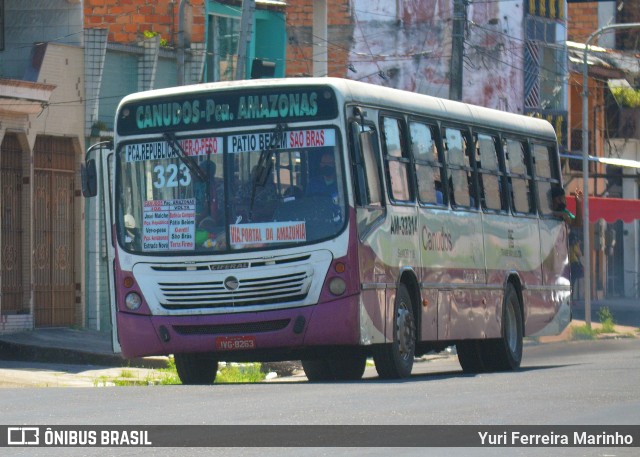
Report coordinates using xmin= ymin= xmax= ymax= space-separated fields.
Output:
xmin=479 ymin=431 xmax=635 ymax=446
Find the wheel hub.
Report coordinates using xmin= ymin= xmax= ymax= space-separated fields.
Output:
xmin=396 ymin=307 xmax=415 ymax=359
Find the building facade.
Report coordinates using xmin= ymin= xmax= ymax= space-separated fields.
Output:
xmin=1 ymin=1 xmax=85 ymax=333
xmin=566 ymin=1 xmax=640 ymax=299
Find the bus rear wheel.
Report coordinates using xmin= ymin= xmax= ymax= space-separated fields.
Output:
xmin=457 ymin=283 xmax=523 ymax=373
xmin=486 ymin=283 xmax=523 ymax=371
xmin=302 ymin=353 xmax=367 ymax=382
xmin=174 ymin=352 xmax=219 ymax=385
xmin=456 ymin=340 xmax=487 ymax=373
xmin=373 ymin=283 xmax=416 ymax=379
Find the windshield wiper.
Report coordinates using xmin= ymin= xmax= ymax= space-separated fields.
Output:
xmin=163 ymin=132 xmax=207 ymax=182
xmin=249 ymin=124 xmax=286 ymax=217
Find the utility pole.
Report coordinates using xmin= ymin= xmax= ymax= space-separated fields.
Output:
xmin=313 ymin=0 xmax=328 ymax=77
xmin=235 ymin=0 xmax=256 ymax=80
xmin=449 ymin=0 xmax=466 ymax=101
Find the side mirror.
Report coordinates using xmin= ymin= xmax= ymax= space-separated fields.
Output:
xmin=81 ymin=159 xmax=98 ymax=197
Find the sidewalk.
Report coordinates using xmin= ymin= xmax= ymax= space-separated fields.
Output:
xmin=537 ymin=297 xmax=639 ymax=343
xmin=0 ymin=327 xmax=166 ymax=368
xmin=0 ymin=328 xmax=170 ymax=387
xmin=570 ymin=297 xmax=639 ymax=328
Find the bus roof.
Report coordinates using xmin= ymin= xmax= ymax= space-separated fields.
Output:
xmin=118 ymin=77 xmax=557 ymax=141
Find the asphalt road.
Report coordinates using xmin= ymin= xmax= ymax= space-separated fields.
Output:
xmin=1 ymin=338 xmax=639 ymax=456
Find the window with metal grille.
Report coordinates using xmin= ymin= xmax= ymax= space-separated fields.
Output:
xmin=0 ymin=133 xmax=25 ymax=314
xmin=524 ymin=16 xmax=566 ymax=111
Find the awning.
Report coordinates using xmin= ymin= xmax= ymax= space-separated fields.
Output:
xmin=567 ymin=195 xmax=640 ymax=223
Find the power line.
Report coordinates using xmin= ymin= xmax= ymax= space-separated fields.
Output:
xmin=5 ymin=3 xmax=631 ymax=113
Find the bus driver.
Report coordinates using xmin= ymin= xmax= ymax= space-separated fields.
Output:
xmin=307 ymin=152 xmax=338 ymax=204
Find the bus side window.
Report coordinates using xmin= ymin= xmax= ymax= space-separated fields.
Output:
xmin=532 ymin=142 xmax=561 ymax=216
xmin=504 ymin=138 xmax=534 ymax=214
xmin=476 ymin=133 xmax=504 ymax=211
xmin=443 ymin=126 xmax=473 ymax=208
xmin=349 ymin=121 xmax=383 ymax=207
xmin=382 ymin=116 xmax=413 ymax=203
xmin=409 ymin=120 xmax=445 ymax=206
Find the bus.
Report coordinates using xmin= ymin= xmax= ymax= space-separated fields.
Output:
xmin=82 ymin=77 xmax=571 ymax=384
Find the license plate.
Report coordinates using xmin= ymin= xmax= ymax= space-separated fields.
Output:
xmin=215 ymin=335 xmax=256 ymax=351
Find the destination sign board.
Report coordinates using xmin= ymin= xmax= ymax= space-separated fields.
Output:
xmin=117 ymin=86 xmax=338 ymax=135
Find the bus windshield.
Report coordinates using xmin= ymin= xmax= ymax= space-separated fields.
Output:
xmin=116 ymin=126 xmax=345 ymax=254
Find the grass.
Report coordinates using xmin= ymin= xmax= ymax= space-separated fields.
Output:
xmin=569 ymin=307 xmax=618 ymax=341
xmin=570 ymin=324 xmax=597 ymax=340
xmin=91 ymin=358 xmax=266 ymax=386
xmin=597 ymin=307 xmax=616 ymax=333
xmin=91 ymin=358 xmax=180 ymax=387
xmin=215 ymin=363 xmax=266 ymax=383
xmin=119 ymin=368 xmax=134 ymax=379
xmin=92 ymin=367 xmax=180 ymax=387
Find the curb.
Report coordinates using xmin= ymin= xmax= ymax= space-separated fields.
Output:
xmin=534 ymin=320 xmax=639 ymax=345
xmin=0 ymin=340 xmax=168 ymax=369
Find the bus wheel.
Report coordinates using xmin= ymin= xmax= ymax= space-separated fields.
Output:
xmin=456 ymin=340 xmax=487 ymax=373
xmin=174 ymin=352 xmax=219 ymax=385
xmin=373 ymin=283 xmax=416 ymax=379
xmin=332 ymin=353 xmax=366 ymax=380
xmin=486 ymin=283 xmax=523 ymax=371
xmin=302 ymin=354 xmax=366 ymax=382
xmin=301 ymin=359 xmax=333 ymax=382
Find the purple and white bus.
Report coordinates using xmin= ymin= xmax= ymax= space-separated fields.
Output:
xmin=83 ymin=78 xmax=571 ymax=384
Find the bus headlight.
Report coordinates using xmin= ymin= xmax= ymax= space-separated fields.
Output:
xmin=328 ymin=277 xmax=347 ymax=296
xmin=125 ymin=292 xmax=142 ymax=310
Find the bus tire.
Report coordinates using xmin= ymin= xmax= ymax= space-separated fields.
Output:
xmin=174 ymin=352 xmax=219 ymax=385
xmin=373 ymin=283 xmax=416 ymax=379
xmin=332 ymin=353 xmax=367 ymax=381
xmin=456 ymin=340 xmax=487 ymax=373
xmin=486 ymin=283 xmax=523 ymax=371
xmin=302 ymin=353 xmax=367 ymax=382
xmin=301 ymin=359 xmax=333 ymax=382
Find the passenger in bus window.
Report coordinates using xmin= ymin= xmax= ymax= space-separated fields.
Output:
xmin=195 ymin=160 xmax=224 ymax=224
xmin=233 ymin=165 xmax=279 ymax=222
xmin=435 ymin=180 xmax=444 ymax=204
xmin=252 ymin=166 xmax=279 ymax=221
xmin=195 ymin=160 xmax=226 ymax=248
xmin=551 ymin=187 xmax=583 ymax=229
xmin=307 ymin=152 xmax=338 ymax=204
